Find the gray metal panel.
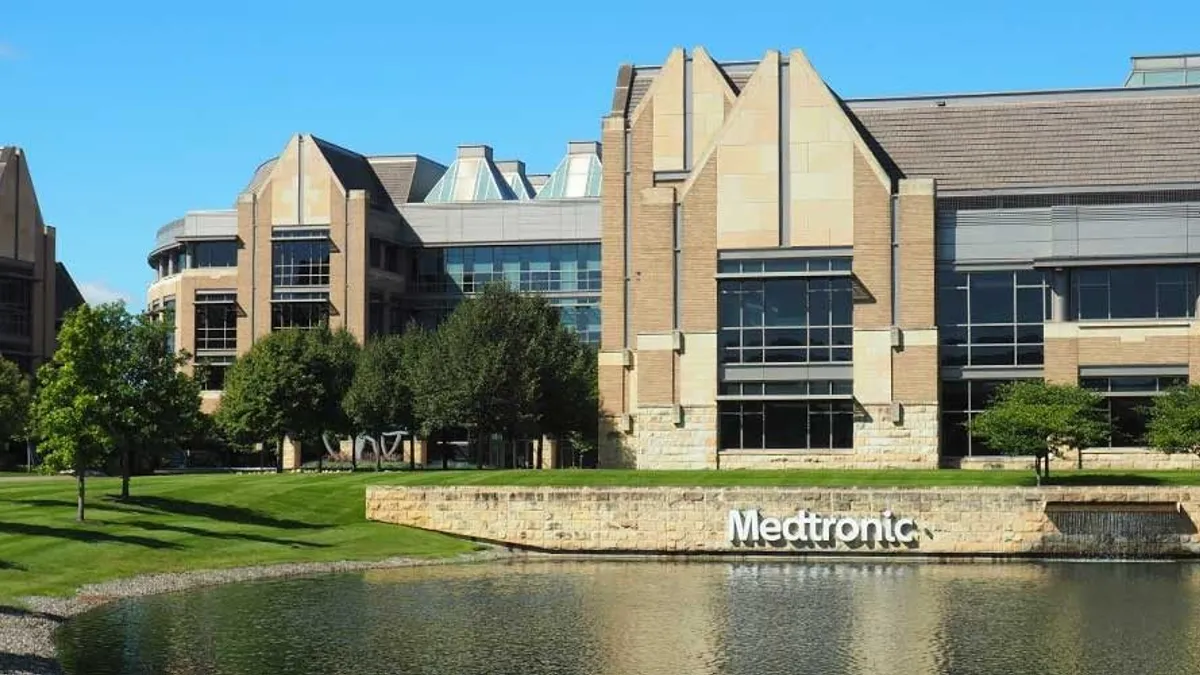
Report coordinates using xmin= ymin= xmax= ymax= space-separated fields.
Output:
xmin=941 ymin=365 xmax=1044 ymax=380
xmin=935 ymin=207 xmax=1051 ymax=263
xmin=719 ymin=247 xmax=852 ymax=260
xmin=721 ymin=363 xmax=853 ymax=382
xmin=1078 ymin=364 xmax=1189 ymax=377
xmin=398 ymin=199 xmax=600 ymax=245
xmin=1052 ymin=203 xmax=1197 ymax=259
xmin=152 ymin=210 xmax=238 ymax=254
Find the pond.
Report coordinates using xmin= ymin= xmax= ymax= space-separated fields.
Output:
xmin=57 ymin=560 xmax=1200 ymax=675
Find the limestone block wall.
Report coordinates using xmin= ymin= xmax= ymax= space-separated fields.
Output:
xmin=960 ymin=450 xmax=1200 ymax=471
xmin=367 ymin=485 xmax=1200 ymax=557
xmin=629 ymin=406 xmax=716 ymax=469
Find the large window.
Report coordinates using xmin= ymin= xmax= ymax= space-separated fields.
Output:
xmin=162 ymin=298 xmax=176 ymax=354
xmin=196 ymin=356 xmax=234 ymax=391
xmin=938 ymin=270 xmax=1048 ymax=368
xmin=1082 ymin=375 xmax=1187 ymax=447
xmin=413 ymin=244 xmax=601 ymax=294
xmin=271 ymin=292 xmax=329 ymax=330
xmin=719 ymin=278 xmax=852 ymax=364
xmin=1072 ymin=266 xmax=1194 ymax=320
xmin=272 ymin=237 xmax=331 ymax=287
xmin=368 ymin=292 xmax=385 ymax=337
xmin=193 ymin=241 xmax=238 ymax=268
xmin=719 ymin=400 xmax=854 ymax=450
xmin=0 ymin=278 xmax=32 ymax=339
xmin=939 ymin=379 xmax=1025 ymax=457
xmin=549 ymin=296 xmax=600 ymax=345
xmin=194 ymin=292 xmax=237 ymax=351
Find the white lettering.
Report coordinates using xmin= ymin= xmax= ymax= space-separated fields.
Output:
xmin=728 ymin=509 xmax=760 ymax=543
xmin=882 ymin=509 xmax=897 ymax=543
xmin=835 ymin=518 xmax=861 ymax=543
xmin=782 ymin=514 xmax=806 ymax=542
xmin=759 ymin=517 xmax=782 ymax=542
xmin=860 ymin=518 xmax=883 ymax=542
xmin=895 ymin=518 xmax=918 ymax=544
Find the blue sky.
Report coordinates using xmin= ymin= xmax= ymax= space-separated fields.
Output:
xmin=3 ymin=0 xmax=1198 ymax=305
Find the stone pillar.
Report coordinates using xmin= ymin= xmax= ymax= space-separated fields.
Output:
xmin=539 ymin=435 xmax=560 ymax=469
xmin=282 ymin=436 xmax=302 ymax=470
xmin=339 ymin=438 xmax=355 ymax=462
xmin=1051 ymin=269 xmax=1068 ymax=322
xmin=413 ymin=438 xmax=428 ymax=466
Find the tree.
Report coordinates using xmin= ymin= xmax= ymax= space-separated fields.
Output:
xmin=344 ymin=334 xmax=417 ymax=470
xmin=30 ymin=304 xmax=129 ymax=520
xmin=0 ymin=357 xmax=31 ymax=448
xmin=215 ymin=327 xmax=358 ymax=472
xmin=1147 ymin=385 xmax=1200 ymax=454
xmin=114 ymin=315 xmax=204 ymax=499
xmin=970 ymin=380 xmax=1109 ymax=484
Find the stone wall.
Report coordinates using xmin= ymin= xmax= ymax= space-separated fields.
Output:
xmin=628 ymin=406 xmax=717 ymax=470
xmin=959 ymin=450 xmax=1200 ymax=471
xmin=367 ymin=485 xmax=1200 ymax=557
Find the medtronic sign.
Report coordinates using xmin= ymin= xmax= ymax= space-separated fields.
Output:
xmin=728 ymin=509 xmax=918 ymax=546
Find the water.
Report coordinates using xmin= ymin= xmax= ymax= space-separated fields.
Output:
xmin=57 ymin=560 xmax=1200 ymax=675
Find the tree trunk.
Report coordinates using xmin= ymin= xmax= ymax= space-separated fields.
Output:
xmin=275 ymin=437 xmax=284 ymax=474
xmin=475 ymin=430 xmax=484 ymax=470
xmin=351 ymin=437 xmax=358 ymax=472
xmin=120 ymin=444 xmax=132 ymax=500
xmin=76 ymin=470 xmax=86 ymax=522
xmin=440 ymin=431 xmax=448 ymax=470
xmin=1044 ymin=455 xmax=1051 ymax=480
xmin=1076 ymin=446 xmax=1083 ymax=471
xmin=536 ymin=435 xmax=545 ymax=470
xmin=376 ymin=435 xmax=383 ymax=472
xmin=409 ymin=436 xmax=416 ymax=471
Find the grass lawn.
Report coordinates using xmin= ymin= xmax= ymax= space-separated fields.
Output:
xmin=5 ymin=467 xmax=1200 ymax=603
xmin=0 ymin=473 xmax=477 ymax=603
xmin=376 ymin=468 xmax=1200 ymax=488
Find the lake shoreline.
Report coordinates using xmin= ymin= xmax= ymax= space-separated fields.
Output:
xmin=0 ymin=549 xmax=512 ymax=675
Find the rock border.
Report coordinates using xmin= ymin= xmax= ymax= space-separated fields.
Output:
xmin=0 ymin=549 xmax=512 ymax=675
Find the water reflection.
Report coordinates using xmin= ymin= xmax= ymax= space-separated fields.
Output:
xmin=57 ymin=561 xmax=1200 ymax=675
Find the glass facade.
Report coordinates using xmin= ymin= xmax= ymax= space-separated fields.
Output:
xmin=1082 ymin=375 xmax=1188 ymax=447
xmin=1072 ymin=266 xmax=1194 ymax=320
xmin=193 ymin=241 xmax=238 ymax=268
xmin=194 ymin=293 xmax=237 ymax=351
xmin=272 ymin=240 xmax=331 ymax=288
xmin=719 ymin=278 xmax=852 ymax=364
xmin=412 ymin=244 xmax=601 ymax=295
xmin=0 ymin=277 xmax=32 ymax=340
xmin=271 ymin=292 xmax=330 ymax=330
xmin=938 ymin=270 xmax=1049 ymax=368
xmin=718 ymin=400 xmax=854 ymax=450
xmin=406 ymin=244 xmax=601 ymax=344
xmin=196 ymin=355 xmax=234 ymax=391
xmin=939 ymin=379 xmax=1027 ymax=457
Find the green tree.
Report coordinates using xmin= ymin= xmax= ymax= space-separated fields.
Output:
xmin=30 ymin=304 xmax=130 ymax=520
xmin=114 ymin=315 xmax=204 ymax=499
xmin=0 ymin=357 xmax=31 ymax=448
xmin=970 ymin=380 xmax=1109 ymax=484
xmin=1147 ymin=384 xmax=1200 ymax=454
xmin=215 ymin=327 xmax=358 ymax=472
xmin=343 ymin=333 xmax=418 ymax=470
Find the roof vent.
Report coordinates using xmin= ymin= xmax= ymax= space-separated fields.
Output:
xmin=536 ymin=141 xmax=603 ymax=200
xmin=424 ymin=144 xmax=516 ymax=203
xmin=495 ymin=159 xmax=536 ymax=200
xmin=1125 ymin=53 xmax=1200 ymax=87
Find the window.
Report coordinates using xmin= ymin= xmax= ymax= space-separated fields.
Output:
xmin=162 ymin=298 xmax=176 ymax=354
xmin=194 ymin=293 xmax=237 ymax=351
xmin=719 ymin=278 xmax=853 ymax=364
xmin=549 ymin=296 xmax=601 ymax=345
xmin=196 ymin=356 xmax=234 ymax=391
xmin=719 ymin=380 xmax=854 ymax=397
xmin=271 ymin=293 xmax=329 ymax=331
xmin=939 ymin=379 xmax=1028 ymax=457
xmin=938 ymin=270 xmax=1047 ymax=368
xmin=193 ymin=241 xmax=238 ymax=268
xmin=719 ymin=400 xmax=854 ymax=450
xmin=1072 ymin=266 xmax=1195 ymax=320
xmin=0 ymin=277 xmax=32 ymax=339
xmin=272 ymin=240 xmax=331 ymax=287
xmin=368 ymin=293 xmax=385 ymax=337
xmin=1082 ymin=375 xmax=1188 ymax=447
xmin=412 ymin=244 xmax=601 ymax=295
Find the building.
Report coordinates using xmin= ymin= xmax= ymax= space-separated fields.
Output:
xmin=597 ymin=49 xmax=1200 ymax=470
xmin=0 ymin=146 xmax=85 ymax=375
xmin=147 ymin=135 xmax=601 ymax=416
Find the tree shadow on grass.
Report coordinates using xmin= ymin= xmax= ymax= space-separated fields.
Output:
xmin=111 ymin=496 xmax=326 ymax=531
xmin=1048 ymin=474 xmax=1167 ymax=486
xmin=122 ymin=520 xmax=329 ymax=549
xmin=0 ymin=651 xmax=62 ymax=674
xmin=0 ymin=560 xmax=26 ymax=571
xmin=12 ymin=499 xmax=149 ymax=515
xmin=0 ymin=522 xmax=181 ymax=550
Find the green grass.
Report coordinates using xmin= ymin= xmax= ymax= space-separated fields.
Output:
xmin=5 ymin=467 xmax=1200 ymax=603
xmin=371 ymin=468 xmax=1200 ymax=488
xmin=0 ymin=473 xmax=476 ymax=602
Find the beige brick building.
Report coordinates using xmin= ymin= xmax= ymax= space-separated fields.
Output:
xmin=598 ymin=49 xmax=1200 ymax=470
xmin=146 ymin=134 xmax=603 ymax=465
xmin=0 ymin=146 xmax=84 ymax=375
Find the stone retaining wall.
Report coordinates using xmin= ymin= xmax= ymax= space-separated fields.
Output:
xmin=366 ymin=485 xmax=1200 ymax=557
xmin=958 ymin=451 xmax=1200 ymax=471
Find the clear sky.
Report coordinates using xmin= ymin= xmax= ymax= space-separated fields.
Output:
xmin=3 ymin=0 xmax=1198 ymax=305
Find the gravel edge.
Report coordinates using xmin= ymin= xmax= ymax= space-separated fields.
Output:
xmin=0 ymin=549 xmax=513 ymax=675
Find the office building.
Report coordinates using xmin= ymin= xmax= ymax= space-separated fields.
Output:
xmin=597 ymin=49 xmax=1200 ymax=470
